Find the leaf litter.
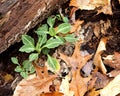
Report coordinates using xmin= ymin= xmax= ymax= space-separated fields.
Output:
xmin=2 ymin=0 xmax=120 ymax=96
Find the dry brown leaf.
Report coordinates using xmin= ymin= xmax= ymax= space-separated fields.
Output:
xmin=70 ymin=20 xmax=83 ymax=33
xmin=81 ymin=60 xmax=93 ymax=77
xmin=40 ymin=92 xmax=64 ymax=96
xmin=13 ymin=63 xmax=57 ymax=96
xmin=60 ymin=75 xmax=74 ymax=96
xmin=103 ymin=52 xmax=120 ymax=69
xmin=94 ymin=20 xmax=111 ymax=38
xmin=100 ymin=74 xmax=120 ymax=96
xmin=69 ymin=0 xmax=112 ymax=14
xmin=108 ymin=70 xmax=120 ymax=77
xmin=93 ymin=72 xmax=110 ymax=89
xmin=93 ymin=37 xmax=108 ymax=74
xmin=59 ymin=41 xmax=93 ymax=96
xmin=69 ymin=7 xmax=78 ymax=22
xmin=88 ymin=88 xmax=100 ymax=96
xmin=87 ymin=77 xmax=97 ymax=90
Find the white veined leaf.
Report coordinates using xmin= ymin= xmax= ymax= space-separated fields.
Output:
xmin=15 ymin=66 xmax=23 ymax=72
xmin=64 ymin=34 xmax=77 ymax=42
xmin=20 ymin=72 xmax=28 ymax=78
xmin=62 ymin=17 xmax=69 ymax=23
xmin=22 ymin=60 xmax=31 ymax=70
xmin=36 ymin=24 xmax=48 ymax=35
xmin=29 ymin=53 xmax=38 ymax=62
xmin=22 ymin=35 xmax=35 ymax=47
xmin=49 ymin=27 xmax=56 ymax=36
xmin=47 ymin=55 xmax=60 ymax=72
xmin=44 ymin=37 xmax=64 ymax=49
xmin=57 ymin=23 xmax=71 ymax=34
xmin=47 ymin=16 xmax=56 ymax=27
xmin=36 ymin=35 xmax=47 ymax=50
xmin=11 ymin=57 xmax=19 ymax=65
xmin=19 ymin=45 xmax=35 ymax=53
xmin=29 ymin=64 xmax=35 ymax=74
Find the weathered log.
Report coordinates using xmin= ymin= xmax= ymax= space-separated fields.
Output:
xmin=0 ymin=0 xmax=68 ymax=53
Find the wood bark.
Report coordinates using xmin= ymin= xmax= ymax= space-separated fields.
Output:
xmin=0 ymin=0 xmax=68 ymax=53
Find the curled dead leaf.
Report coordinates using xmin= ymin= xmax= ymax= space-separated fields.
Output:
xmin=59 ymin=41 xmax=92 ymax=96
xmin=93 ymin=37 xmax=108 ymax=74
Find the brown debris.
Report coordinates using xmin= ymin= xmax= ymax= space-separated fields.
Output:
xmin=104 ymin=52 xmax=120 ymax=69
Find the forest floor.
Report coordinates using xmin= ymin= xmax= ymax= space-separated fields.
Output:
xmin=0 ymin=0 xmax=120 ymax=96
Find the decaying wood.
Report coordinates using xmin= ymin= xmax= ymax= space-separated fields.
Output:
xmin=0 ymin=0 xmax=68 ymax=53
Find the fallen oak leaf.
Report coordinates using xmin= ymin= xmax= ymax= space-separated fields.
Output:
xmin=100 ymin=74 xmax=120 ymax=96
xmin=13 ymin=62 xmax=57 ymax=96
xmin=59 ymin=41 xmax=93 ymax=96
xmin=93 ymin=37 xmax=108 ymax=74
xmin=70 ymin=68 xmax=91 ymax=96
xmin=70 ymin=20 xmax=84 ymax=34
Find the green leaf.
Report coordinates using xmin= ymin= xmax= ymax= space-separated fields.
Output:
xmin=22 ymin=60 xmax=30 ymax=69
xmin=36 ymin=24 xmax=48 ymax=35
xmin=47 ymin=55 xmax=60 ymax=72
xmin=42 ymin=48 xmax=50 ymax=55
xmin=44 ymin=37 xmax=64 ymax=49
xmin=29 ymin=53 xmax=38 ymax=62
xmin=57 ymin=23 xmax=71 ymax=34
xmin=19 ymin=45 xmax=35 ymax=53
xmin=11 ymin=57 xmax=19 ymax=65
xmin=47 ymin=17 xmax=56 ymax=27
xmin=62 ymin=17 xmax=69 ymax=23
xmin=64 ymin=34 xmax=77 ymax=42
xmin=56 ymin=14 xmax=62 ymax=21
xmin=36 ymin=35 xmax=47 ymax=51
xmin=20 ymin=72 xmax=28 ymax=78
xmin=22 ymin=35 xmax=35 ymax=46
xmin=49 ymin=27 xmax=56 ymax=36
xmin=15 ymin=66 xmax=23 ymax=72
xmin=29 ymin=65 xmax=35 ymax=74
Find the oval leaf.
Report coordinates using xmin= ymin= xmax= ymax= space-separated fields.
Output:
xmin=11 ymin=57 xmax=19 ymax=65
xmin=36 ymin=24 xmax=48 ymax=35
xmin=20 ymin=72 xmax=28 ymax=78
xmin=47 ymin=55 xmax=60 ymax=72
xmin=36 ymin=35 xmax=47 ymax=50
xmin=29 ymin=53 xmax=38 ymax=62
xmin=49 ymin=27 xmax=56 ymax=36
xmin=19 ymin=45 xmax=35 ymax=53
xmin=15 ymin=66 xmax=23 ymax=72
xmin=22 ymin=60 xmax=30 ymax=69
xmin=57 ymin=23 xmax=71 ymax=34
xmin=44 ymin=37 xmax=64 ymax=49
xmin=47 ymin=17 xmax=56 ymax=27
xmin=64 ymin=34 xmax=77 ymax=42
xmin=22 ymin=35 xmax=35 ymax=46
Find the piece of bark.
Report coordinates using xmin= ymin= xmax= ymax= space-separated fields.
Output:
xmin=0 ymin=0 xmax=68 ymax=53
